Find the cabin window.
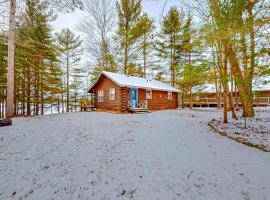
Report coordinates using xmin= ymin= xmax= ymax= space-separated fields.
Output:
xmin=98 ymin=90 xmax=104 ymax=102
xmin=146 ymin=89 xmax=152 ymax=100
xmin=109 ymin=88 xmax=116 ymax=101
xmin=168 ymin=91 xmax=172 ymax=100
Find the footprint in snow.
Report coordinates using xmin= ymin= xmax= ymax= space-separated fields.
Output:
xmin=239 ymin=172 xmax=251 ymax=184
xmin=241 ymin=191 xmax=250 ymax=200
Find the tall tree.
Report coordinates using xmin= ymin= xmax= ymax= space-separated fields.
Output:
xmin=56 ymin=28 xmax=82 ymax=112
xmin=5 ymin=0 xmax=83 ymax=118
xmin=156 ymin=7 xmax=182 ymax=87
xmin=207 ymin=0 xmax=262 ymax=117
xmin=137 ymin=13 xmax=155 ymax=78
xmin=6 ymin=0 xmax=16 ymax=118
xmin=15 ymin=0 xmax=62 ymax=116
xmin=79 ymin=0 xmax=117 ymax=83
xmin=0 ymin=33 xmax=8 ymax=118
xmin=116 ymin=0 xmax=142 ymax=74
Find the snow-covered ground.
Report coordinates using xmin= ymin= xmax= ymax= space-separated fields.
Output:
xmin=1 ymin=109 xmax=270 ymax=200
xmin=209 ymin=108 xmax=270 ymax=152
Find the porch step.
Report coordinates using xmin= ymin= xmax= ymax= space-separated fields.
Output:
xmin=129 ymin=107 xmax=151 ymax=114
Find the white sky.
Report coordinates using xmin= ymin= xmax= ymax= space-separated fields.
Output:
xmin=51 ymin=0 xmax=180 ymax=35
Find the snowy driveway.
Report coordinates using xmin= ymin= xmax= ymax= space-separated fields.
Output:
xmin=0 ymin=109 xmax=270 ymax=200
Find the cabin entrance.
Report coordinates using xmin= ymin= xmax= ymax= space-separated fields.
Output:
xmin=130 ymin=88 xmax=138 ymax=108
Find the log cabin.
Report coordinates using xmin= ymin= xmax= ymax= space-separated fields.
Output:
xmin=88 ymin=71 xmax=179 ymax=113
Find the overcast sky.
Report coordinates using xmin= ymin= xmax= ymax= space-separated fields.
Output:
xmin=52 ymin=0 xmax=180 ymax=35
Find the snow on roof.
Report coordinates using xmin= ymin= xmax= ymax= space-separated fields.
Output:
xmin=254 ymin=84 xmax=270 ymax=91
xmin=90 ymin=71 xmax=179 ymax=92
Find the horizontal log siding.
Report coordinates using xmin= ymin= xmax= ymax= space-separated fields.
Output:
xmin=121 ymin=87 xmax=129 ymax=112
xmin=137 ymin=89 xmax=178 ymax=110
xmin=91 ymin=75 xmax=179 ymax=112
xmin=93 ymin=76 xmax=122 ymax=112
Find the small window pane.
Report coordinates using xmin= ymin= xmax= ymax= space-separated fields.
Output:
xmin=98 ymin=90 xmax=104 ymax=102
xmin=168 ymin=92 xmax=172 ymax=100
xmin=109 ymin=88 xmax=116 ymax=101
xmin=146 ymin=89 xmax=152 ymax=100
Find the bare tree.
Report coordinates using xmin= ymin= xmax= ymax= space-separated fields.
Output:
xmin=79 ymin=0 xmax=116 ymax=69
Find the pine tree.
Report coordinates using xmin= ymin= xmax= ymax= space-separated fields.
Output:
xmin=70 ymin=65 xmax=87 ymax=112
xmin=116 ymin=0 xmax=142 ymax=74
xmin=136 ymin=13 xmax=155 ymax=78
xmin=56 ymin=28 xmax=83 ymax=112
xmin=14 ymin=0 xmax=62 ymax=116
xmin=5 ymin=0 xmax=84 ymax=118
xmin=90 ymin=54 xmax=117 ymax=82
xmin=156 ymin=7 xmax=182 ymax=87
xmin=206 ymin=0 xmax=270 ymax=117
xmin=0 ymin=33 xmax=8 ymax=118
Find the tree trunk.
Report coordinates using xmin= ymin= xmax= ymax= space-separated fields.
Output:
xmin=217 ymin=42 xmax=228 ymax=123
xmin=35 ymin=67 xmax=40 ymax=116
xmin=66 ymin=52 xmax=70 ymax=112
xmin=181 ymin=87 xmax=185 ymax=109
xmin=226 ymin=42 xmax=254 ymax=117
xmin=22 ymin=72 xmax=26 ymax=116
xmin=0 ymin=98 xmax=2 ymax=118
xmin=124 ymin=23 xmax=129 ymax=75
xmin=61 ymin=80 xmax=64 ymax=113
xmin=27 ymin=65 xmax=31 ymax=116
xmin=212 ymin=48 xmax=221 ymax=109
xmin=209 ymin=0 xmax=254 ymax=117
xmin=57 ymin=99 xmax=60 ymax=113
xmin=230 ymin=73 xmax=238 ymax=119
xmin=223 ymin=50 xmax=228 ymax=123
xmin=189 ymin=86 xmax=193 ymax=109
xmin=143 ymin=34 xmax=147 ymax=78
xmin=41 ymin=72 xmax=44 ymax=115
xmin=6 ymin=0 xmax=16 ymax=118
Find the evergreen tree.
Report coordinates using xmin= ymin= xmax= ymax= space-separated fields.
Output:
xmin=90 ymin=54 xmax=117 ymax=82
xmin=0 ymin=33 xmax=8 ymax=118
xmin=156 ymin=7 xmax=182 ymax=87
xmin=6 ymin=0 xmax=84 ymax=118
xmin=70 ymin=64 xmax=87 ymax=112
xmin=56 ymin=28 xmax=83 ymax=112
xmin=136 ymin=13 xmax=155 ymax=78
xmin=14 ymin=0 xmax=61 ymax=116
xmin=116 ymin=0 xmax=142 ymax=75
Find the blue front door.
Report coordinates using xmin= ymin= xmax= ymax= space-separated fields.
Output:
xmin=130 ymin=88 xmax=138 ymax=108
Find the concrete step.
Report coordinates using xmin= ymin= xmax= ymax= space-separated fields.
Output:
xmin=129 ymin=108 xmax=151 ymax=113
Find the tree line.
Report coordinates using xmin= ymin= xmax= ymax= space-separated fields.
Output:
xmin=2 ymin=0 xmax=270 ymax=122
xmin=1 ymin=0 xmax=85 ymax=117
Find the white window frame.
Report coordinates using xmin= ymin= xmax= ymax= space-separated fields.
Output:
xmin=98 ymin=90 xmax=104 ymax=102
xmin=168 ymin=91 xmax=172 ymax=100
xmin=109 ymin=88 xmax=116 ymax=101
xmin=146 ymin=89 xmax=152 ymax=100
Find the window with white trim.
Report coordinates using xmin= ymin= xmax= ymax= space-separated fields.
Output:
xmin=168 ymin=91 xmax=172 ymax=100
xmin=109 ymin=88 xmax=116 ymax=101
xmin=98 ymin=90 xmax=104 ymax=102
xmin=146 ymin=89 xmax=152 ymax=100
